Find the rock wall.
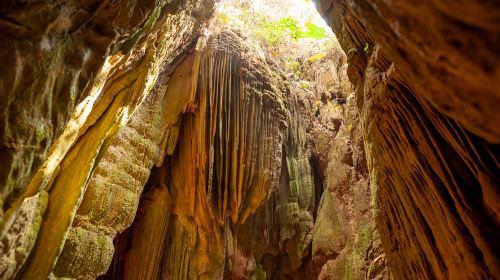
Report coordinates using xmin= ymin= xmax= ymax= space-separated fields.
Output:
xmin=2 ymin=0 xmax=497 ymax=279
xmin=314 ymin=0 xmax=500 ymax=278
xmin=290 ymin=49 xmax=389 ymax=280
xmin=101 ymin=28 xmax=388 ymax=279
xmin=0 ymin=2 xmax=388 ymax=275
xmin=101 ymin=29 xmax=289 ymax=279
xmin=2 ymin=1 xmax=380 ymax=276
xmin=311 ymin=94 xmax=388 ymax=280
xmin=0 ymin=1 xmax=217 ymax=279
xmin=164 ymin=30 xmax=288 ymax=279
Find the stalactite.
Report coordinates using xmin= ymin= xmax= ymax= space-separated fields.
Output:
xmin=164 ymin=30 xmax=287 ymax=278
xmin=101 ymin=29 xmax=288 ymax=279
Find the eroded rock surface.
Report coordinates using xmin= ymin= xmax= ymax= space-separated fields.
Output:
xmin=287 ymin=49 xmax=389 ymax=280
xmin=314 ymin=0 xmax=500 ymax=278
xmin=0 ymin=0 xmax=164 ymax=212
xmin=0 ymin=0 xmax=497 ymax=279
xmin=0 ymin=0 xmax=217 ymax=278
xmin=103 ymin=29 xmax=289 ymax=279
xmin=101 ymin=25 xmax=387 ymax=279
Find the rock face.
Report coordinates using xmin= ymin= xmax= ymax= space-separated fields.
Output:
xmin=314 ymin=0 xmax=500 ymax=279
xmin=163 ymin=30 xmax=288 ymax=279
xmin=102 ymin=29 xmax=289 ymax=279
xmin=289 ymin=49 xmax=389 ymax=280
xmin=101 ymin=28 xmax=387 ymax=279
xmin=1 ymin=0 xmax=383 ymax=276
xmin=0 ymin=0 xmax=217 ymax=279
xmin=53 ymin=86 xmax=166 ymax=278
xmin=0 ymin=0 xmax=498 ymax=279
xmin=1 ymin=0 xmax=160 ymax=211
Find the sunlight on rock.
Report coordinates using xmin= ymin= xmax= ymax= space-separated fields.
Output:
xmin=0 ymin=0 xmax=497 ymax=279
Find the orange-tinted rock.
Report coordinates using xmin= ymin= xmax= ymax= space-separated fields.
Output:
xmin=0 ymin=0 xmax=164 ymax=211
xmin=165 ymin=30 xmax=287 ymax=278
xmin=314 ymin=0 xmax=500 ymax=278
xmin=103 ymin=29 xmax=288 ymax=279
xmin=0 ymin=1 xmax=217 ymax=279
xmin=2 ymin=0 xmax=496 ymax=278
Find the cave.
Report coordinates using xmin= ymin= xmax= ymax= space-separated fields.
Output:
xmin=0 ymin=0 xmax=498 ymax=279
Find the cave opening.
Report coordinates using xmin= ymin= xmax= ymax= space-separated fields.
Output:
xmin=2 ymin=0 xmax=497 ymax=279
xmin=99 ymin=0 xmax=387 ymax=279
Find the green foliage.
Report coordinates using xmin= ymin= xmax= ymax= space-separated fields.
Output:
xmin=254 ymin=16 xmax=327 ymax=47
xmin=300 ymin=22 xmax=326 ymax=39
xmin=299 ymin=81 xmax=310 ymax=90
xmin=36 ymin=128 xmax=45 ymax=144
xmin=255 ymin=17 xmax=296 ymax=46
xmin=363 ymin=43 xmax=370 ymax=52
xmin=307 ymin=52 xmax=327 ymax=62
xmin=277 ymin=17 xmax=303 ymax=40
xmin=218 ymin=12 xmax=230 ymax=24
xmin=284 ymin=58 xmax=301 ymax=74
xmin=221 ymin=1 xmax=328 ymax=48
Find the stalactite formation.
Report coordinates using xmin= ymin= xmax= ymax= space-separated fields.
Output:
xmin=0 ymin=0 xmax=498 ymax=279
xmin=106 ymin=30 xmax=288 ymax=279
xmin=102 ymin=27 xmax=386 ymax=279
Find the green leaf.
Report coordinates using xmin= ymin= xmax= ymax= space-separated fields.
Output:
xmin=363 ymin=43 xmax=369 ymax=52
xmin=299 ymin=22 xmax=326 ymax=39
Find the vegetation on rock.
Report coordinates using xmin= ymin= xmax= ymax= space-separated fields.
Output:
xmin=0 ymin=0 xmax=497 ymax=279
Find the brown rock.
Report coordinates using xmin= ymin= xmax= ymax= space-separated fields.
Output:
xmin=0 ymin=0 xmax=217 ymax=278
xmin=314 ymin=0 xmax=500 ymax=278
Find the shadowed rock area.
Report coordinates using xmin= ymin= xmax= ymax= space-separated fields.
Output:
xmin=313 ymin=0 xmax=500 ymax=279
xmin=0 ymin=0 xmax=498 ymax=279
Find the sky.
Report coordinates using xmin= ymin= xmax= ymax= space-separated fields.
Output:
xmin=217 ymin=0 xmax=334 ymax=37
